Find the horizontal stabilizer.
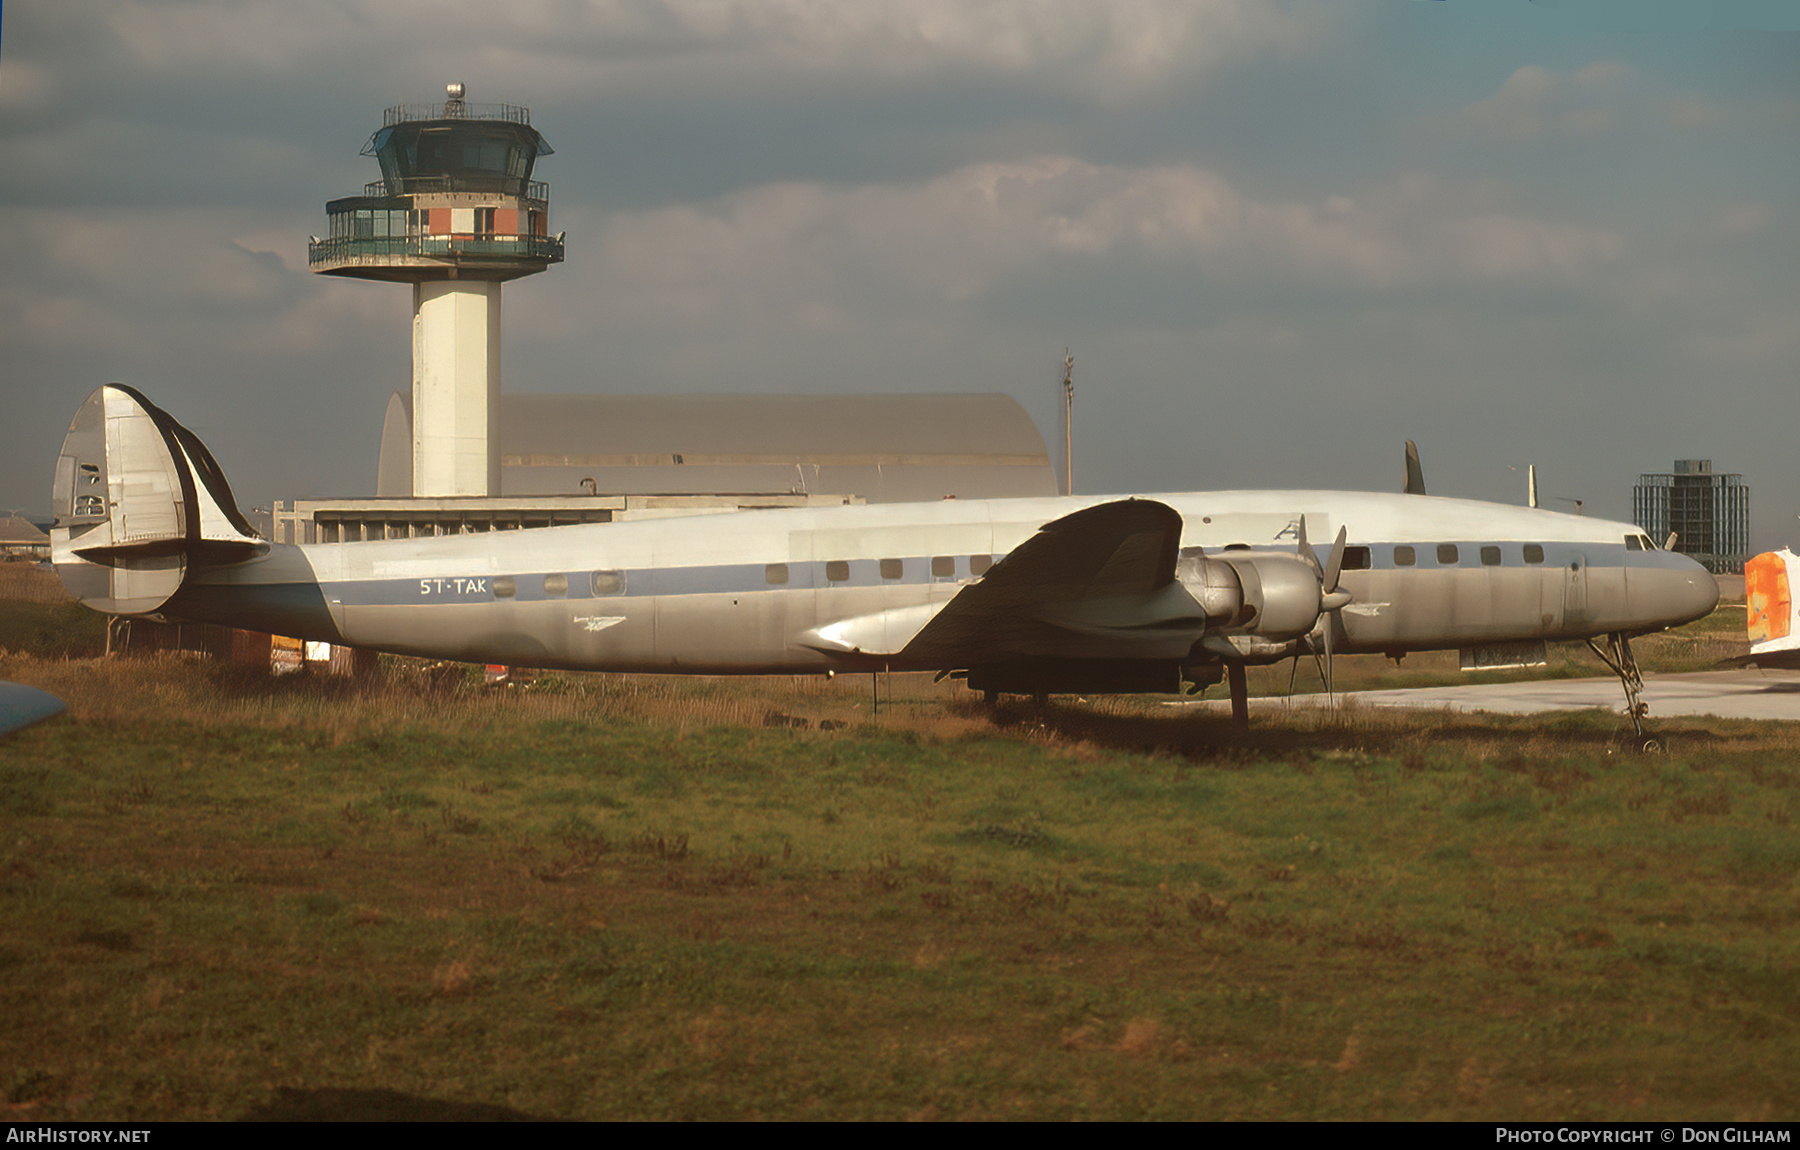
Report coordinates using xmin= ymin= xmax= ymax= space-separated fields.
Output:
xmin=51 ymin=384 xmax=264 ymax=615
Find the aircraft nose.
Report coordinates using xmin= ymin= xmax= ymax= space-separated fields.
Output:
xmin=1638 ymin=555 xmax=1720 ymax=629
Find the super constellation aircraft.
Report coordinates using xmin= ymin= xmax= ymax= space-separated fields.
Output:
xmin=51 ymin=385 xmax=1718 ymax=747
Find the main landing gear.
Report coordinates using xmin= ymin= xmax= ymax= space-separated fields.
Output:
xmin=1586 ymin=632 xmax=1662 ymax=754
xmin=1227 ymin=663 xmax=1250 ymax=733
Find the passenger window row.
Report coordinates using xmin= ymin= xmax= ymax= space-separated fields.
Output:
xmin=1389 ymin=543 xmax=1547 ymax=568
xmin=492 ymin=555 xmax=1004 ymax=598
xmin=768 ymin=555 xmax=995 ymax=585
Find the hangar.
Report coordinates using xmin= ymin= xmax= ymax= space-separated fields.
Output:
xmin=271 ymin=391 xmax=1059 ymax=544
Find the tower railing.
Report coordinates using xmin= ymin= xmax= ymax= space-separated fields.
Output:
xmin=361 ymin=177 xmax=550 ymax=202
xmin=382 ymin=101 xmax=532 ymax=126
xmin=308 ymin=233 xmax=566 ymax=268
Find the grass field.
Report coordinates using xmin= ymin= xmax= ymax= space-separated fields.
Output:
xmin=2 ymin=588 xmax=1796 ymax=1120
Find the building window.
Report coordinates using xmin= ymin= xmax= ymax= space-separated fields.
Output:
xmin=825 ymin=560 xmax=850 ymax=583
xmin=1437 ymin=544 xmax=1459 ymax=565
xmin=1393 ymin=545 xmax=1416 ymax=567
xmin=880 ymin=558 xmax=903 ymax=580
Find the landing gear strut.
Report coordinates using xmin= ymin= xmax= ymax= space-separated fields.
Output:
xmin=1226 ymin=663 xmax=1250 ymax=733
xmin=1585 ymin=632 xmax=1662 ymax=753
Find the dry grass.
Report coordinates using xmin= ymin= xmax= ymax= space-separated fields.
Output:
xmin=0 ymin=560 xmax=70 ymax=605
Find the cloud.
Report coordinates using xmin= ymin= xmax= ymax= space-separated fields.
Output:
xmin=9 ymin=0 xmax=1322 ymax=104
xmin=0 ymin=207 xmax=338 ymax=359
xmin=1454 ymin=62 xmax=1627 ymax=139
xmin=578 ymin=157 xmax=1625 ymax=331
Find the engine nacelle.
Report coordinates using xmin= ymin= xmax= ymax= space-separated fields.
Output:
xmin=1177 ymin=551 xmax=1324 ymax=643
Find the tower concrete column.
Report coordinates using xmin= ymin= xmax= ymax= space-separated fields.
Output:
xmin=412 ymin=280 xmax=502 ymax=497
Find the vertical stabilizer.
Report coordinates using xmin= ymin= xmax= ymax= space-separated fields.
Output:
xmin=50 ymin=385 xmax=263 ymax=615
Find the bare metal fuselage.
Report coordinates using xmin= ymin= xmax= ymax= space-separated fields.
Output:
xmin=161 ymin=490 xmax=1718 ymax=674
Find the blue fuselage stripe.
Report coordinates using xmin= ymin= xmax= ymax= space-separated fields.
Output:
xmin=320 ymin=541 xmax=1661 ymax=609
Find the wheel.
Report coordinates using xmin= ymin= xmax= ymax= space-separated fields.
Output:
xmin=1637 ymin=735 xmax=1664 ymax=755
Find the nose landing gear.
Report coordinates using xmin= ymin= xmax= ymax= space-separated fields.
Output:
xmin=1586 ymin=632 xmax=1662 ymax=753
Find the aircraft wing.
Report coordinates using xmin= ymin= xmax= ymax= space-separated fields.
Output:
xmin=898 ymin=498 xmax=1205 ymax=663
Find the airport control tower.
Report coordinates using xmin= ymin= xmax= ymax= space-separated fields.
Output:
xmin=309 ymin=83 xmax=562 ymax=498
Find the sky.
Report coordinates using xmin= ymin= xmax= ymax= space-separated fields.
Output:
xmin=2 ymin=1 xmax=1796 ymax=550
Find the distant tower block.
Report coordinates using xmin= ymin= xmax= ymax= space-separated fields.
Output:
xmin=309 ymin=83 xmax=562 ymax=497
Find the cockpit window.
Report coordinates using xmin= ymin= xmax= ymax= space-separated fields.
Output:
xmin=1625 ymin=535 xmax=1642 ymax=551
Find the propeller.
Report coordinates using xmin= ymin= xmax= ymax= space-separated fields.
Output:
xmin=1289 ymin=516 xmax=1353 ymax=700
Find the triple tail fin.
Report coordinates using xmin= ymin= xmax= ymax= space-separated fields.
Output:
xmin=51 ymin=385 xmax=264 ymax=615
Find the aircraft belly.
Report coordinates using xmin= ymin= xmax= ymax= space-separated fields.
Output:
xmin=652 ymin=590 xmax=835 ymax=672
xmin=331 ymin=598 xmax=658 ymax=670
xmin=161 ymin=581 xmax=342 ymax=642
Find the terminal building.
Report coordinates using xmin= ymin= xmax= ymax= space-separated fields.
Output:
xmin=1633 ymin=459 xmax=1750 ymax=575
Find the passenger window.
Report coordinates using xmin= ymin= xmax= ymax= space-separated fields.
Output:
xmin=492 ymin=576 xmax=516 ymax=598
xmin=765 ymin=563 xmax=788 ymax=586
xmin=970 ymin=554 xmax=992 ymax=576
xmin=1523 ymin=544 xmax=1545 ymax=564
xmin=1341 ymin=546 xmax=1371 ymax=571
xmin=591 ymin=570 xmax=624 ymax=596
xmin=1437 ymin=544 xmax=1459 ymax=565
xmin=880 ymin=558 xmax=903 ymax=580
xmin=931 ymin=556 xmax=956 ymax=578
xmin=544 ymin=573 xmax=568 ymax=596
xmin=1480 ymin=546 xmax=1501 ymax=566
xmin=1393 ymin=545 xmax=1416 ymax=567
xmin=826 ymin=560 xmax=850 ymax=583
xmin=1624 ymin=535 xmax=1642 ymax=551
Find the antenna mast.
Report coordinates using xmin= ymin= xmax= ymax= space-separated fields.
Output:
xmin=1062 ymin=349 xmax=1075 ymax=496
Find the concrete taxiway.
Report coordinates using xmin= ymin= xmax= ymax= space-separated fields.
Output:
xmin=1284 ymin=669 xmax=1800 ymax=722
xmin=1179 ymin=669 xmax=1800 ymax=722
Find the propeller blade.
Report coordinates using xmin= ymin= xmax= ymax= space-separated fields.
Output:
xmin=1324 ymin=609 xmax=1334 ymax=700
xmin=1295 ymin=515 xmax=1322 ymax=578
xmin=1322 ymin=526 xmax=1348 ymax=594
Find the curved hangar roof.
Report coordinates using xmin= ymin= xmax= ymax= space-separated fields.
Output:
xmin=378 ymin=393 xmax=1059 ymax=503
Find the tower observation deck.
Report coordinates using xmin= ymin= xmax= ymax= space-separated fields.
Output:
xmin=309 ymin=83 xmax=562 ymax=497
